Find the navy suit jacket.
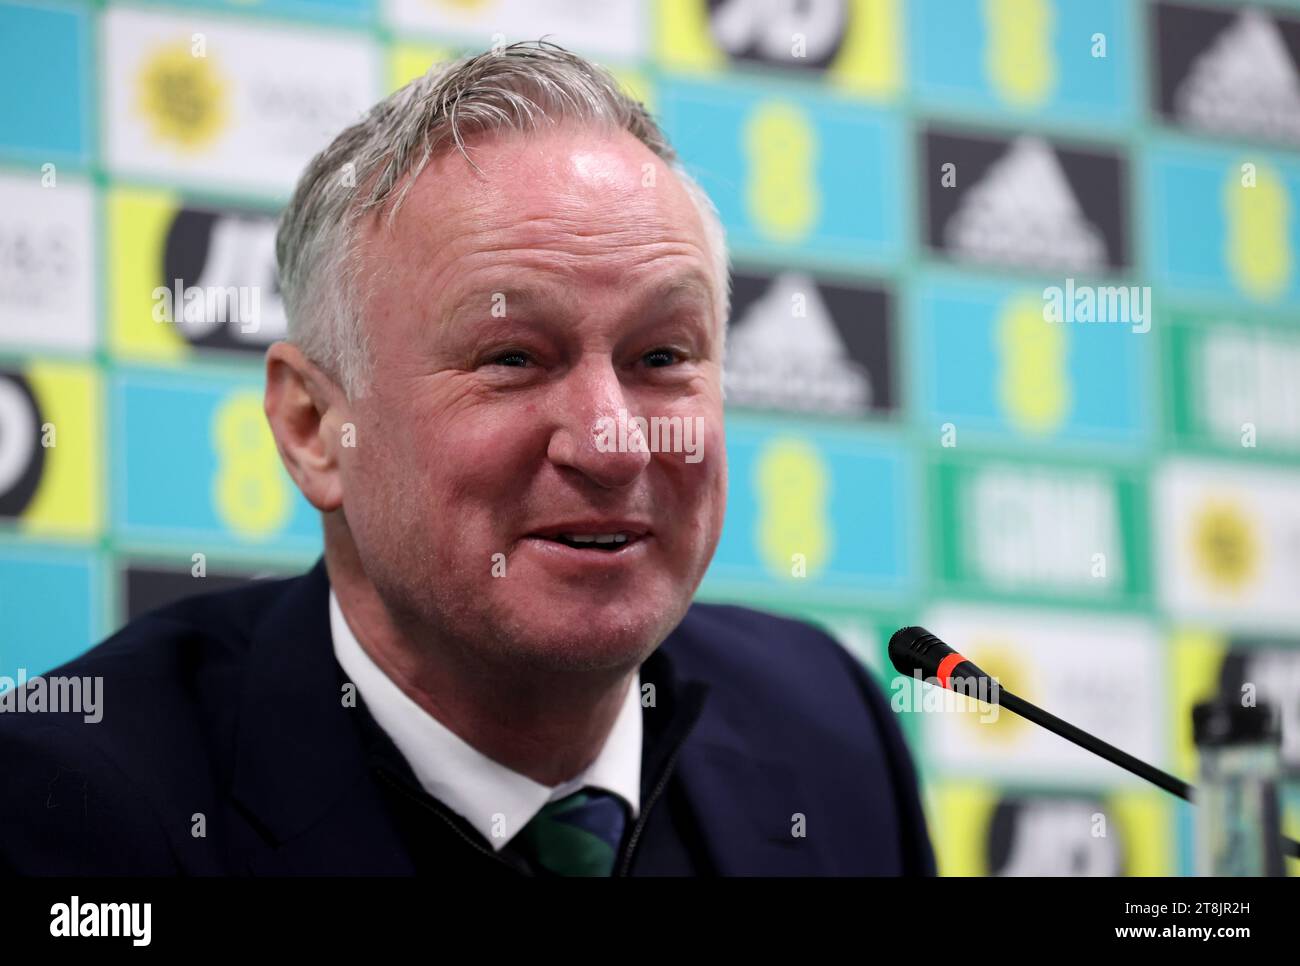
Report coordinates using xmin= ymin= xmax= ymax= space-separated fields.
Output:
xmin=0 ymin=560 xmax=935 ymax=875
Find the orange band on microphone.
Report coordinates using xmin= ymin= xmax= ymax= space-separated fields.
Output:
xmin=936 ymin=652 xmax=966 ymax=689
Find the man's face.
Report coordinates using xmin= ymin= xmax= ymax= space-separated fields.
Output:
xmin=339 ymin=126 xmax=727 ymax=673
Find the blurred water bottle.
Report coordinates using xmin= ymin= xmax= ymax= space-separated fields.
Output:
xmin=1192 ymin=698 xmax=1284 ymax=877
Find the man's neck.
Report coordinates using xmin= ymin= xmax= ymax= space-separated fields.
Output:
xmin=324 ymin=544 xmax=636 ymax=788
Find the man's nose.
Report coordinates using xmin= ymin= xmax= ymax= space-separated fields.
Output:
xmin=546 ymin=360 xmax=651 ymax=488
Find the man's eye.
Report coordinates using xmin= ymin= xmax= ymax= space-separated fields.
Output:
xmin=490 ymin=351 xmax=530 ymax=368
xmin=644 ymin=348 xmax=679 ymax=368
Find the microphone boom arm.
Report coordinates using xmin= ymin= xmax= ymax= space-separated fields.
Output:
xmin=889 ymin=625 xmax=1300 ymax=861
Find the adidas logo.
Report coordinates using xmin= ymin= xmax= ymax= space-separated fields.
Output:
xmin=944 ymin=136 xmax=1107 ymax=272
xmin=723 ymin=272 xmax=874 ymax=415
xmin=1176 ymin=8 xmax=1300 ymax=144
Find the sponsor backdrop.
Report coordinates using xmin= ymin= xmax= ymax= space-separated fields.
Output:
xmin=2 ymin=0 xmax=1299 ymax=876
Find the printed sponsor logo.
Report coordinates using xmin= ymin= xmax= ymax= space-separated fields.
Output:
xmin=1153 ymin=1 xmax=1300 ymax=146
xmin=724 ymin=268 xmax=895 ymax=418
xmin=922 ymin=127 xmax=1129 ymax=272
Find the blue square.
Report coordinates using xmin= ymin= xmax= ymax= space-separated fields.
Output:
xmin=0 ymin=1 xmax=91 ymax=163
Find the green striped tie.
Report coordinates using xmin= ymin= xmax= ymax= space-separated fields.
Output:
xmin=513 ymin=788 xmax=629 ymax=877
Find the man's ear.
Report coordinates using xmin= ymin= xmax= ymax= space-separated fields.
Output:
xmin=264 ymin=341 xmax=348 ymax=512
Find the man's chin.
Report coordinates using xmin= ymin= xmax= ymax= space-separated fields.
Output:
xmin=482 ymin=599 xmax=684 ymax=673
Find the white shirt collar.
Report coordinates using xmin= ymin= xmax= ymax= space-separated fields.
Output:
xmin=329 ymin=589 xmax=642 ymax=851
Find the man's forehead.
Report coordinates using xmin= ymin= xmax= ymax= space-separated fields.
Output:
xmin=395 ymin=125 xmax=681 ymax=215
xmin=442 ymin=266 xmax=716 ymax=322
xmin=358 ymin=125 xmax=720 ymax=327
xmin=365 ymin=132 xmax=702 ymax=257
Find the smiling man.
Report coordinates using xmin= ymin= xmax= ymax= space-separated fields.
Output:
xmin=0 ymin=42 xmax=934 ymax=876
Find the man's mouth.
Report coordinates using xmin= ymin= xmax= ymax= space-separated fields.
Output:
xmin=527 ymin=523 xmax=651 ymax=553
xmin=548 ymin=532 xmax=639 ymax=552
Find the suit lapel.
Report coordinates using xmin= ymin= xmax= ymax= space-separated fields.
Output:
xmin=672 ymin=709 xmax=823 ymax=876
xmin=651 ymin=627 xmax=823 ymax=877
xmin=230 ymin=558 xmax=412 ymax=873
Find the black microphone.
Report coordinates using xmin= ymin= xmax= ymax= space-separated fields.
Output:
xmin=889 ymin=625 xmax=1300 ymax=861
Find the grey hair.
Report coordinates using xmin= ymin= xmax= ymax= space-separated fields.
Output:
xmin=275 ymin=40 xmax=730 ymax=398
